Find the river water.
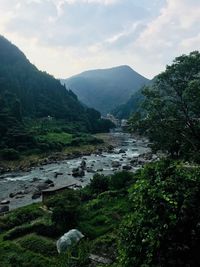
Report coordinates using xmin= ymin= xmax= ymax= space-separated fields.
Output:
xmin=0 ymin=132 xmax=150 ymax=210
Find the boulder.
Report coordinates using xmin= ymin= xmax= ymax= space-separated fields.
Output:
xmin=0 ymin=205 xmax=9 ymax=213
xmin=44 ymin=179 xmax=54 ymax=185
xmin=32 ymin=191 xmax=42 ymax=199
xmin=112 ymin=161 xmax=121 ymax=168
xmin=54 ymin=172 xmax=63 ymax=178
xmin=119 ymin=149 xmax=126 ymax=154
xmin=32 ymin=177 xmax=41 ymax=182
xmin=1 ymin=199 xmax=10 ymax=205
xmin=122 ymin=165 xmax=132 ymax=170
xmin=72 ymin=168 xmax=85 ymax=177
xmin=37 ymin=182 xmax=49 ymax=191
xmin=80 ymin=160 xmax=86 ymax=170
xmin=86 ymin=167 xmax=96 ymax=173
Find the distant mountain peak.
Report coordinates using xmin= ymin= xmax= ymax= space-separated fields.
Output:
xmin=61 ymin=65 xmax=149 ymax=115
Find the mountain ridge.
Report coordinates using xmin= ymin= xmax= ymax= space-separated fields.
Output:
xmin=61 ymin=65 xmax=149 ymax=115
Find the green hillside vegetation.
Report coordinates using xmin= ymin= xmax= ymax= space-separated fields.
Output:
xmin=1 ymin=161 xmax=200 ymax=266
xmin=112 ymin=89 xmax=144 ymax=119
xmin=0 ymin=36 xmax=114 ymax=161
xmin=129 ymin=51 xmax=200 ymax=162
xmin=62 ymin=65 xmax=149 ymax=114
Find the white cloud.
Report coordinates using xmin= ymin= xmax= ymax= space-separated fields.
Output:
xmin=130 ymin=0 xmax=200 ymax=77
xmin=0 ymin=0 xmax=199 ymax=79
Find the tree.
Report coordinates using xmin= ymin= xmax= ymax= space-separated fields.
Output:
xmin=129 ymin=51 xmax=200 ymax=161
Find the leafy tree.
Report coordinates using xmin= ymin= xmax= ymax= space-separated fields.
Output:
xmin=89 ymin=174 xmax=109 ymax=194
xmin=118 ymin=160 xmax=200 ymax=267
xmin=129 ymin=51 xmax=200 ymax=161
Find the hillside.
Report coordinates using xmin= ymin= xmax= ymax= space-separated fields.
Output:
xmin=112 ymin=89 xmax=144 ymax=119
xmin=0 ymin=36 xmax=114 ymax=158
xmin=61 ymin=65 xmax=149 ymax=114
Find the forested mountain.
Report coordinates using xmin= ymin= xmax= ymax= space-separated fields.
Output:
xmin=61 ymin=65 xmax=149 ymax=114
xmin=112 ymin=79 xmax=155 ymax=119
xmin=112 ymin=89 xmax=144 ymax=119
xmin=0 ymin=36 xmax=114 ymax=155
xmin=0 ymin=35 xmax=94 ymax=121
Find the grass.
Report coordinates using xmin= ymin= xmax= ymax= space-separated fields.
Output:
xmin=36 ymin=132 xmax=73 ymax=146
xmin=0 ymin=177 xmax=131 ymax=266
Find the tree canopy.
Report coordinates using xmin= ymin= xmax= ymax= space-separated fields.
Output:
xmin=129 ymin=51 xmax=200 ymax=161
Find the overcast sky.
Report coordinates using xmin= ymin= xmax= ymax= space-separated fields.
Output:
xmin=0 ymin=0 xmax=199 ymax=79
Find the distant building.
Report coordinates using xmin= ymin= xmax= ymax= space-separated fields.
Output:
xmin=105 ymin=114 xmax=120 ymax=127
xmin=121 ymin=119 xmax=128 ymax=129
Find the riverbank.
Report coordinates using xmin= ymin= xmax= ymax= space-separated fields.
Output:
xmin=0 ymin=133 xmax=118 ymax=175
xmin=0 ymin=132 xmax=157 ymax=211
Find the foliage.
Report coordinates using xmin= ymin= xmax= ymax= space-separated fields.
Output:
xmin=18 ymin=234 xmax=57 ymax=257
xmin=112 ymin=89 xmax=144 ymax=119
xmin=129 ymin=51 xmax=200 ymax=161
xmin=118 ymin=160 xmax=200 ymax=267
xmin=0 ymin=204 xmax=44 ymax=231
xmin=0 ymin=148 xmax=20 ymax=160
xmin=0 ymin=36 xmax=114 ymax=156
xmin=47 ymin=190 xmax=81 ymax=232
xmin=109 ymin=171 xmax=133 ymax=190
xmin=89 ymin=174 xmax=109 ymax=194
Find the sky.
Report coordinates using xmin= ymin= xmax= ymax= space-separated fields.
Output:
xmin=0 ymin=0 xmax=200 ymax=79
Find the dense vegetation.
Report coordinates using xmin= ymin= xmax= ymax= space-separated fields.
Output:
xmin=1 ymin=161 xmax=200 ymax=266
xmin=0 ymin=36 xmax=114 ymax=160
xmin=1 ymin=43 xmax=200 ymax=267
xmin=129 ymin=51 xmax=200 ymax=162
xmin=112 ymin=89 xmax=144 ymax=119
xmin=62 ymin=65 xmax=149 ymax=114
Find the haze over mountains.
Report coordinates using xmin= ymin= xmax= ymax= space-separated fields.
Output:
xmin=61 ymin=65 xmax=149 ymax=115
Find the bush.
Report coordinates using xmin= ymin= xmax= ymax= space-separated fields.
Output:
xmin=0 ymin=148 xmax=20 ymax=160
xmin=89 ymin=174 xmax=109 ymax=194
xmin=118 ymin=160 xmax=200 ymax=267
xmin=0 ymin=241 xmax=53 ymax=267
xmin=46 ymin=190 xmax=81 ymax=232
xmin=18 ymin=234 xmax=57 ymax=257
xmin=109 ymin=171 xmax=133 ymax=190
xmin=0 ymin=204 xmax=44 ymax=231
xmin=3 ymin=222 xmax=59 ymax=240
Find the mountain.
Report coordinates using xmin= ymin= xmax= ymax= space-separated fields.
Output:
xmin=0 ymin=36 xmax=114 ymax=153
xmin=61 ymin=65 xmax=149 ymax=114
xmin=112 ymin=89 xmax=144 ymax=119
xmin=0 ymin=35 xmax=86 ymax=121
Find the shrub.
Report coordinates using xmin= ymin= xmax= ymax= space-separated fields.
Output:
xmin=0 ymin=204 xmax=44 ymax=230
xmin=118 ymin=160 xmax=200 ymax=267
xmin=0 ymin=148 xmax=20 ymax=160
xmin=109 ymin=171 xmax=133 ymax=190
xmin=89 ymin=174 xmax=109 ymax=194
xmin=18 ymin=234 xmax=57 ymax=257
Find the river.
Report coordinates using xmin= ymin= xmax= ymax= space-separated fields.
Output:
xmin=0 ymin=132 xmax=151 ymax=210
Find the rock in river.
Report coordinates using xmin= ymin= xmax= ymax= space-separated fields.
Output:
xmin=1 ymin=199 xmax=10 ymax=205
xmin=72 ymin=167 xmax=85 ymax=177
xmin=112 ymin=161 xmax=121 ymax=168
xmin=0 ymin=205 xmax=9 ymax=213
